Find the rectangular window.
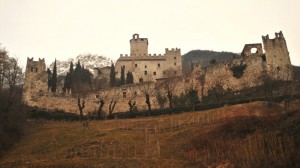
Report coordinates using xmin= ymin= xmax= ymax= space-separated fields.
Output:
xmin=174 ymin=57 xmax=176 ymax=59
xmin=144 ymin=71 xmax=147 ymax=75
xmin=123 ymin=92 xmax=126 ymax=98
xmin=158 ymin=63 xmax=160 ymax=67
xmin=174 ymin=62 xmax=177 ymax=66
xmin=153 ymin=72 xmax=156 ymax=75
xmin=145 ymin=65 xmax=147 ymax=69
xmin=95 ymin=94 xmax=100 ymax=98
xmin=135 ymin=64 xmax=137 ymax=67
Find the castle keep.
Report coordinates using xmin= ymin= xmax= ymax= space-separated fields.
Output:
xmin=23 ymin=31 xmax=293 ymax=115
xmin=115 ymin=34 xmax=182 ymax=83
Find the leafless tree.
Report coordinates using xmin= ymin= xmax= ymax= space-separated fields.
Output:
xmin=0 ymin=45 xmax=25 ymax=155
xmin=142 ymin=83 xmax=153 ymax=116
xmin=95 ymin=91 xmax=108 ymax=119
xmin=160 ymin=78 xmax=179 ymax=114
xmin=282 ymin=65 xmax=293 ymax=112
xmin=108 ymin=91 xmax=119 ymax=119
xmin=126 ymin=90 xmax=137 ymax=114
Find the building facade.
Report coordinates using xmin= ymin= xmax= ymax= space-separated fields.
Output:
xmin=115 ymin=34 xmax=182 ymax=83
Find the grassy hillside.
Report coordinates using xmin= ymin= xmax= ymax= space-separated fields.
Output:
xmin=1 ymin=101 xmax=299 ymax=167
xmin=182 ymin=50 xmax=240 ymax=74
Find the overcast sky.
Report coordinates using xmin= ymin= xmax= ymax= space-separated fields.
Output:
xmin=0 ymin=0 xmax=299 ymax=69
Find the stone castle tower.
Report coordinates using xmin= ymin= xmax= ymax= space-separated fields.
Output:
xmin=23 ymin=57 xmax=48 ymax=104
xmin=262 ymin=31 xmax=293 ymax=80
xmin=130 ymin=33 xmax=148 ymax=57
xmin=115 ymin=34 xmax=182 ymax=83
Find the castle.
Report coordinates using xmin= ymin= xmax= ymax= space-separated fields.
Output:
xmin=115 ymin=34 xmax=182 ymax=83
xmin=23 ymin=31 xmax=293 ymax=114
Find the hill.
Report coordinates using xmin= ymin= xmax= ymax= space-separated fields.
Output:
xmin=1 ymin=101 xmax=299 ymax=167
xmin=182 ymin=50 xmax=241 ymax=74
xmin=293 ymin=65 xmax=300 ymax=81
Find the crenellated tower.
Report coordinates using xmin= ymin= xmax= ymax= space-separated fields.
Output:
xmin=23 ymin=57 xmax=48 ymax=104
xmin=262 ymin=31 xmax=293 ymax=80
xmin=130 ymin=33 xmax=148 ymax=57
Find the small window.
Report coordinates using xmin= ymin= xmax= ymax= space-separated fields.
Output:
xmin=144 ymin=71 xmax=147 ymax=75
xmin=174 ymin=56 xmax=176 ymax=59
xmin=145 ymin=65 xmax=147 ymax=69
xmin=95 ymin=94 xmax=100 ymax=98
xmin=135 ymin=64 xmax=137 ymax=67
xmin=174 ymin=62 xmax=177 ymax=66
xmin=158 ymin=63 xmax=160 ymax=67
xmin=123 ymin=92 xmax=126 ymax=98
xmin=153 ymin=72 xmax=156 ymax=75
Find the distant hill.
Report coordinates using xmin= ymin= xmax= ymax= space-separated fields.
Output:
xmin=293 ymin=65 xmax=300 ymax=81
xmin=182 ymin=50 xmax=240 ymax=74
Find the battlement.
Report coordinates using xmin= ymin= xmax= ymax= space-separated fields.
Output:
xmin=165 ymin=48 xmax=181 ymax=53
xmin=262 ymin=31 xmax=284 ymax=43
xmin=25 ymin=57 xmax=46 ymax=73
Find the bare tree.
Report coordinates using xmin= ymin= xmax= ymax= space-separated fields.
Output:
xmin=142 ymin=83 xmax=153 ymax=116
xmin=127 ymin=90 xmax=137 ymax=115
xmin=161 ymin=78 xmax=178 ymax=113
xmin=207 ymin=78 xmax=225 ymax=107
xmin=282 ymin=65 xmax=293 ymax=112
xmin=108 ymin=91 xmax=119 ymax=119
xmin=2 ymin=57 xmax=23 ymax=92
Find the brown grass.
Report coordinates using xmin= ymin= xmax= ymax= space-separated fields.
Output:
xmin=0 ymin=101 xmax=299 ymax=167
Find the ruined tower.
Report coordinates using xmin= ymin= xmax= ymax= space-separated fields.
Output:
xmin=23 ymin=57 xmax=48 ymax=104
xmin=130 ymin=33 xmax=148 ymax=57
xmin=262 ymin=31 xmax=293 ymax=80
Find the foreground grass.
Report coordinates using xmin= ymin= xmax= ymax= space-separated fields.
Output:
xmin=0 ymin=101 xmax=299 ymax=168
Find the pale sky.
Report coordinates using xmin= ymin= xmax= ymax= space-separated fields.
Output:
xmin=0 ymin=0 xmax=299 ymax=69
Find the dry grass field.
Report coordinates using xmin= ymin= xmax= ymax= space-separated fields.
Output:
xmin=0 ymin=100 xmax=299 ymax=168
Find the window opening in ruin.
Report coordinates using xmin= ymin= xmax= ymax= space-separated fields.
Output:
xmin=153 ymin=72 xmax=156 ymax=75
xmin=144 ymin=71 xmax=147 ymax=75
xmin=135 ymin=64 xmax=137 ymax=67
xmin=174 ymin=62 xmax=177 ymax=66
xmin=31 ymin=67 xmax=38 ymax=72
xmin=145 ymin=65 xmax=147 ymax=69
xmin=123 ymin=92 xmax=126 ymax=98
xmin=158 ymin=63 xmax=160 ymax=67
xmin=261 ymin=54 xmax=266 ymax=62
xmin=174 ymin=57 xmax=176 ymax=59
xmin=95 ymin=94 xmax=100 ymax=98
xmin=251 ymin=48 xmax=258 ymax=54
xmin=139 ymin=78 xmax=143 ymax=83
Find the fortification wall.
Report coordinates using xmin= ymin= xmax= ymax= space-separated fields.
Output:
xmin=24 ymin=31 xmax=293 ymax=115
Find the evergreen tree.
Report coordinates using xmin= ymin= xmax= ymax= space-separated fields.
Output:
xmin=120 ymin=66 xmax=125 ymax=85
xmin=126 ymin=71 xmax=134 ymax=84
xmin=51 ymin=59 xmax=57 ymax=92
xmin=47 ymin=68 xmax=52 ymax=91
xmin=63 ymin=62 xmax=74 ymax=92
xmin=110 ymin=62 xmax=115 ymax=87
